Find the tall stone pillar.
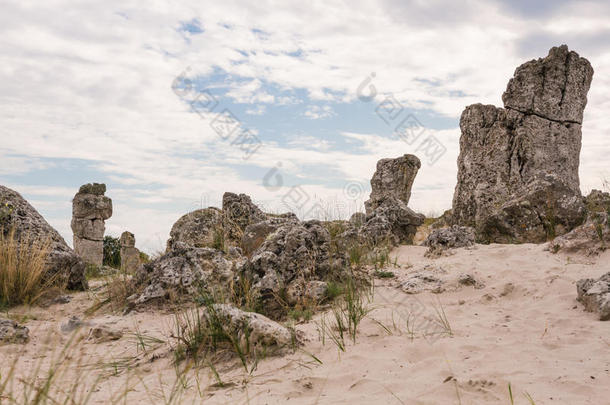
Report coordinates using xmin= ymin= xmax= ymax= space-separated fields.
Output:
xmin=71 ymin=183 xmax=112 ymax=266
xmin=120 ymin=231 xmax=140 ymax=272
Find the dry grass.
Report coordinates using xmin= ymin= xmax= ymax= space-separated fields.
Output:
xmin=0 ymin=228 xmax=52 ymax=308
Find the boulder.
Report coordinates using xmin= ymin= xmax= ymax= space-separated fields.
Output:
xmin=452 ymin=45 xmax=593 ymax=243
xmin=361 ymin=197 xmax=424 ymax=245
xmin=364 ymin=154 xmax=421 ymax=214
xmin=71 ymin=183 xmax=112 ymax=265
xmin=206 ymin=304 xmax=295 ymax=351
xmin=577 ymin=273 xmax=610 ymax=321
xmin=120 ymin=231 xmax=140 ymax=272
xmin=131 ymin=242 xmax=237 ymax=305
xmin=222 ymin=192 xmax=266 ymax=240
xmin=166 ymin=207 xmax=224 ymax=251
xmin=238 ymin=220 xmax=335 ymax=317
xmin=550 ymin=190 xmax=610 ymax=254
xmin=0 ymin=185 xmax=87 ymax=290
xmin=423 ymin=225 xmax=475 ymax=252
xmin=0 ymin=318 xmax=29 ymax=344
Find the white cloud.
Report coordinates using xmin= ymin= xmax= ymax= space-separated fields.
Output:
xmin=303 ymin=105 xmax=335 ymax=119
xmin=1 ymin=0 xmax=608 ymax=252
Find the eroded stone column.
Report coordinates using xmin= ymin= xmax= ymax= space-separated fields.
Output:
xmin=120 ymin=231 xmax=140 ymax=272
xmin=71 ymin=183 xmax=112 ymax=266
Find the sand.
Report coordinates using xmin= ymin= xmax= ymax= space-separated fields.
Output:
xmin=2 ymin=243 xmax=609 ymax=404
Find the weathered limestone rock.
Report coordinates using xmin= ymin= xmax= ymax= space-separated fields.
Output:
xmin=365 ymin=154 xmax=421 ymax=214
xmin=167 ymin=207 xmax=223 ymax=251
xmin=71 ymin=183 xmax=112 ymax=266
xmin=131 ymin=242 xmax=237 ymax=305
xmin=550 ymin=190 xmax=610 ymax=254
xmin=238 ymin=220 xmax=335 ymax=318
xmin=241 ymin=214 xmax=299 ymax=256
xmin=166 ymin=194 xmax=271 ymax=252
xmin=222 ymin=192 xmax=266 ymax=240
xmin=361 ymin=155 xmax=425 ymax=245
xmin=0 ymin=185 xmax=87 ymax=290
xmin=206 ymin=304 xmax=295 ymax=352
xmin=577 ymin=273 xmax=610 ymax=321
xmin=0 ymin=318 xmax=29 ymax=344
xmin=120 ymin=231 xmax=140 ymax=272
xmin=452 ymin=45 xmax=593 ymax=243
xmin=423 ymin=225 xmax=475 ymax=256
xmin=361 ymin=197 xmax=424 ymax=245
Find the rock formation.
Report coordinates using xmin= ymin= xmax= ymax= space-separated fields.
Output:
xmin=71 ymin=183 xmax=112 ymax=266
xmin=222 ymin=192 xmax=266 ymax=241
xmin=577 ymin=272 xmax=610 ymax=321
xmin=166 ymin=193 xmax=268 ymax=252
xmin=120 ymin=231 xmax=140 ymax=272
xmin=361 ymin=154 xmax=425 ymax=245
xmin=131 ymin=242 xmax=237 ymax=306
xmin=0 ymin=185 xmax=87 ymax=290
xmin=452 ymin=45 xmax=594 ymax=243
xmin=238 ymin=219 xmax=337 ymax=317
xmin=365 ymin=154 xmax=421 ymax=214
xmin=167 ymin=207 xmax=223 ymax=251
xmin=361 ymin=198 xmax=424 ymax=245
xmin=241 ymin=213 xmax=299 ymax=256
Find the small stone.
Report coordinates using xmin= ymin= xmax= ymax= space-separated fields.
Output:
xmin=577 ymin=273 xmax=610 ymax=321
xmin=61 ymin=316 xmax=86 ymax=333
xmin=87 ymin=325 xmax=123 ymax=343
xmin=0 ymin=318 xmax=29 ymax=344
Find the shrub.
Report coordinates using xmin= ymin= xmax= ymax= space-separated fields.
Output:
xmin=138 ymin=251 xmax=150 ymax=263
xmin=0 ymin=228 xmax=51 ymax=307
xmin=103 ymin=236 xmax=121 ymax=269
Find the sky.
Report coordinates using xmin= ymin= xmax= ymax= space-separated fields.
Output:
xmin=1 ymin=0 xmax=609 ymax=254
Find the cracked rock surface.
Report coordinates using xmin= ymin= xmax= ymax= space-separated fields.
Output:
xmin=452 ymin=45 xmax=593 ymax=243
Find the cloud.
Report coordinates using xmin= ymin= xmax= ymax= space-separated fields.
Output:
xmin=303 ymin=105 xmax=335 ymax=119
xmin=1 ymin=0 xmax=608 ymax=252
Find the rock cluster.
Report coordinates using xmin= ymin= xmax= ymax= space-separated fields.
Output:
xmin=71 ymin=183 xmax=112 ymax=266
xmin=452 ymin=45 xmax=594 ymax=243
xmin=577 ymin=272 xmax=610 ymax=321
xmin=120 ymin=231 xmax=140 ymax=272
xmin=0 ymin=185 xmax=87 ymax=290
xmin=132 ymin=154 xmax=425 ymax=317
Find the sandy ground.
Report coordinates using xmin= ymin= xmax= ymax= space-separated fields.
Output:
xmin=2 ymin=243 xmax=609 ymax=404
